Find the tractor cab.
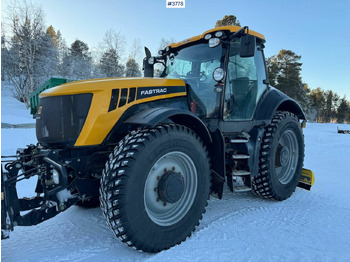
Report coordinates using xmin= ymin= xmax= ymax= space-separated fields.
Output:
xmin=144 ymin=26 xmax=268 ymax=121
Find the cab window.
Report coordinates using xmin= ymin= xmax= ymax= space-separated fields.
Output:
xmin=224 ymin=41 xmax=267 ymax=121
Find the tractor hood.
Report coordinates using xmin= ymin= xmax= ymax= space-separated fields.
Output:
xmin=40 ymin=77 xmax=186 ymax=98
xmin=37 ymin=77 xmax=187 ymax=146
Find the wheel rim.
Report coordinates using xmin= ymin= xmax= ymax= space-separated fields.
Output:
xmin=144 ymin=151 xmax=197 ymax=226
xmin=275 ymin=130 xmax=299 ymax=184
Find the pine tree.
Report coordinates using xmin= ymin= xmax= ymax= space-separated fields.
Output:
xmin=267 ymin=49 xmax=310 ymax=116
xmin=266 ymin=56 xmax=279 ymax=87
xmin=70 ymin=40 xmax=90 ymax=59
xmin=323 ymin=90 xmax=340 ymax=122
xmin=337 ymin=96 xmax=349 ymax=123
xmin=215 ymin=15 xmax=241 ymax=28
xmin=60 ymin=40 xmax=92 ymax=79
xmin=309 ymin=88 xmax=325 ymax=122
xmin=125 ymin=58 xmax=141 ymax=77
xmin=98 ymin=30 xmax=125 ymax=78
xmin=100 ymin=48 xmax=124 ymax=77
xmin=275 ymin=49 xmax=303 ymax=99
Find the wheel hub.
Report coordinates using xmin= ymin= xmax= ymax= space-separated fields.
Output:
xmin=158 ymin=171 xmax=185 ymax=204
xmin=280 ymin=146 xmax=290 ymax=167
xmin=276 ymin=145 xmax=290 ymax=167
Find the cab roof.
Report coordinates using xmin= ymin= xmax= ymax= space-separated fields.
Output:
xmin=168 ymin=26 xmax=265 ymax=49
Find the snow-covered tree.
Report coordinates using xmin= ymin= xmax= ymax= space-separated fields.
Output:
xmin=125 ymin=58 xmax=141 ymax=77
xmin=129 ymin=38 xmax=143 ymax=66
xmin=100 ymin=48 xmax=124 ymax=77
xmin=59 ymin=39 xmax=92 ymax=79
xmin=2 ymin=1 xmax=54 ymax=107
xmin=33 ymin=29 xmax=59 ymax=85
xmin=1 ymin=25 xmax=8 ymax=81
xmin=98 ymin=30 xmax=125 ymax=77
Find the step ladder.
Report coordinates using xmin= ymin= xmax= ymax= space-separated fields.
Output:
xmin=227 ymin=135 xmax=252 ymax=192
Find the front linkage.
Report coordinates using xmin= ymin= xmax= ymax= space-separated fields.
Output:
xmin=1 ymin=145 xmax=78 ymax=239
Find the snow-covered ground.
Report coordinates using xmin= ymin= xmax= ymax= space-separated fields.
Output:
xmin=1 ymin=86 xmax=350 ymax=261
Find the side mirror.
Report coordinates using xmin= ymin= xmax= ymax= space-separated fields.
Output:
xmin=143 ymin=47 xmax=154 ymax=77
xmin=240 ymin=35 xmax=256 ymax=57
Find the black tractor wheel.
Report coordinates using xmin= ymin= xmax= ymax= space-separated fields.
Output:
xmin=99 ymin=125 xmax=210 ymax=253
xmin=252 ymin=111 xmax=304 ymax=201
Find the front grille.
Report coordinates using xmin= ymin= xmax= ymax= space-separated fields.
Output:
xmin=36 ymin=94 xmax=92 ymax=146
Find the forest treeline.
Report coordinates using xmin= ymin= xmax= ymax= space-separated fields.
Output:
xmin=1 ymin=7 xmax=349 ymax=123
xmin=1 ymin=2 xmax=145 ymax=108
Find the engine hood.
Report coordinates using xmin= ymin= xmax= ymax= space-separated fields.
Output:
xmin=38 ymin=77 xmax=187 ymax=147
xmin=40 ymin=77 xmax=186 ymax=97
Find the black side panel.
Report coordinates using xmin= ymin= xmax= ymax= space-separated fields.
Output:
xmin=208 ymin=129 xmax=225 ymax=199
xmin=125 ymin=107 xmax=211 ymax=143
xmin=128 ymin=88 xmax=136 ymax=103
xmin=118 ymin=88 xmax=128 ymax=108
xmin=254 ymin=88 xmax=305 ymax=121
xmin=108 ymin=89 xmax=120 ymax=112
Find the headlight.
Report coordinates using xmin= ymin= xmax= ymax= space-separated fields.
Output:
xmin=215 ymin=31 xmax=224 ymax=38
xmin=209 ymin=38 xmax=220 ymax=48
xmin=204 ymin=33 xmax=212 ymax=40
xmin=148 ymin=57 xmax=155 ymax=65
xmin=213 ymin=67 xmax=225 ymax=82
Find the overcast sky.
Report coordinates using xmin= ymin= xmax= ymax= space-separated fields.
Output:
xmin=1 ymin=0 xmax=349 ymax=98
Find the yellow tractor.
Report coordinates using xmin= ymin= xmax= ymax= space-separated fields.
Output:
xmin=1 ymin=26 xmax=314 ymax=252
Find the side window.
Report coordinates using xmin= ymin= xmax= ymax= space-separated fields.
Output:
xmin=166 ymin=59 xmax=192 ymax=78
xmin=255 ymin=49 xmax=267 ymax=102
xmin=200 ymin=60 xmax=221 ymax=82
xmin=224 ymin=43 xmax=267 ymax=121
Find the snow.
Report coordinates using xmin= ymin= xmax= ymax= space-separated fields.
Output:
xmin=1 ymin=87 xmax=350 ymax=261
xmin=1 ymin=84 xmax=36 ymax=125
xmin=56 ymin=189 xmax=76 ymax=204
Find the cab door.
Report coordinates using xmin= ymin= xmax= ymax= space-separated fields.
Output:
xmin=224 ymin=41 xmax=268 ymax=121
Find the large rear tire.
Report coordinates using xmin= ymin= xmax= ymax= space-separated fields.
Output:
xmin=252 ymin=111 xmax=304 ymax=201
xmin=100 ymin=125 xmax=210 ymax=252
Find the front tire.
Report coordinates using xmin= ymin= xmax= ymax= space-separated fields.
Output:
xmin=100 ymin=125 xmax=210 ymax=252
xmin=252 ymin=111 xmax=304 ymax=200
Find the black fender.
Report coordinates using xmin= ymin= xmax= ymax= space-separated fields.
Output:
xmin=254 ymin=88 xmax=306 ymax=121
xmin=125 ymin=107 xmax=225 ymax=198
xmin=125 ymin=107 xmax=212 ymax=144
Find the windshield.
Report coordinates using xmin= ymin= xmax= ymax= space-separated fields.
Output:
xmin=163 ymin=42 xmax=226 ymax=118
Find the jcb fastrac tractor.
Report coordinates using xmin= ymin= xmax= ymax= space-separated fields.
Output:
xmin=1 ymin=26 xmax=314 ymax=252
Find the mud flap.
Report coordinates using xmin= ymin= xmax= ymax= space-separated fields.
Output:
xmin=297 ymin=168 xmax=315 ymax=190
